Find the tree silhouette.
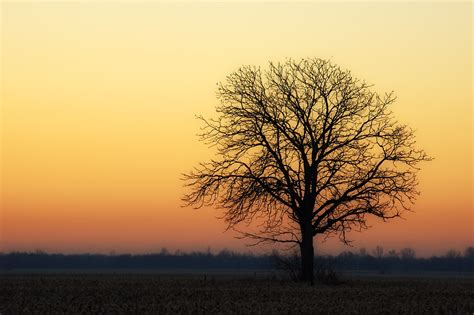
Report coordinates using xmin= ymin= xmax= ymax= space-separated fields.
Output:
xmin=183 ymin=58 xmax=431 ymax=283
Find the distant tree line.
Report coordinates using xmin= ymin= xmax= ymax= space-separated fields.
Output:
xmin=317 ymin=246 xmax=474 ymax=274
xmin=0 ymin=249 xmax=271 ymax=270
xmin=1 ymin=246 xmax=472 ymax=273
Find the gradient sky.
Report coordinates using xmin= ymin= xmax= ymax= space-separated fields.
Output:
xmin=1 ymin=2 xmax=472 ymax=257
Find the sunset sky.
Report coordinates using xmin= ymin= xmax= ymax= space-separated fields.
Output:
xmin=1 ymin=2 xmax=472 ymax=257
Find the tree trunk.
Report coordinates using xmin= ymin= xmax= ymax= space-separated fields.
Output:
xmin=300 ymin=223 xmax=314 ymax=285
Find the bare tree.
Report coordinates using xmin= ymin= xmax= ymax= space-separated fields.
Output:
xmin=183 ymin=58 xmax=431 ymax=283
xmin=387 ymin=249 xmax=399 ymax=258
xmin=400 ymin=247 xmax=416 ymax=260
xmin=373 ymin=246 xmax=384 ymax=259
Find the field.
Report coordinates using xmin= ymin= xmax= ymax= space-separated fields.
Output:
xmin=1 ymin=272 xmax=473 ymax=314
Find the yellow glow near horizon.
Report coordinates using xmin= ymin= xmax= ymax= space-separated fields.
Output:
xmin=1 ymin=2 xmax=472 ymax=256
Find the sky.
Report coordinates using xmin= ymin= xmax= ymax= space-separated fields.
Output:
xmin=1 ymin=1 xmax=472 ymax=257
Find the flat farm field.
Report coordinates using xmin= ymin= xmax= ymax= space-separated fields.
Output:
xmin=1 ymin=273 xmax=473 ymax=314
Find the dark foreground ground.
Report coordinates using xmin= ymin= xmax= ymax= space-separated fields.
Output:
xmin=1 ymin=272 xmax=473 ymax=314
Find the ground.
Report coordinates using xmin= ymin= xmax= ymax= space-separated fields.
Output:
xmin=1 ymin=272 xmax=473 ymax=314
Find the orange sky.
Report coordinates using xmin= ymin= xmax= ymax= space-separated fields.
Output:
xmin=1 ymin=2 xmax=472 ymax=257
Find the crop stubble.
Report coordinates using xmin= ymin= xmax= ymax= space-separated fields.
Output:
xmin=0 ymin=274 xmax=473 ymax=314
